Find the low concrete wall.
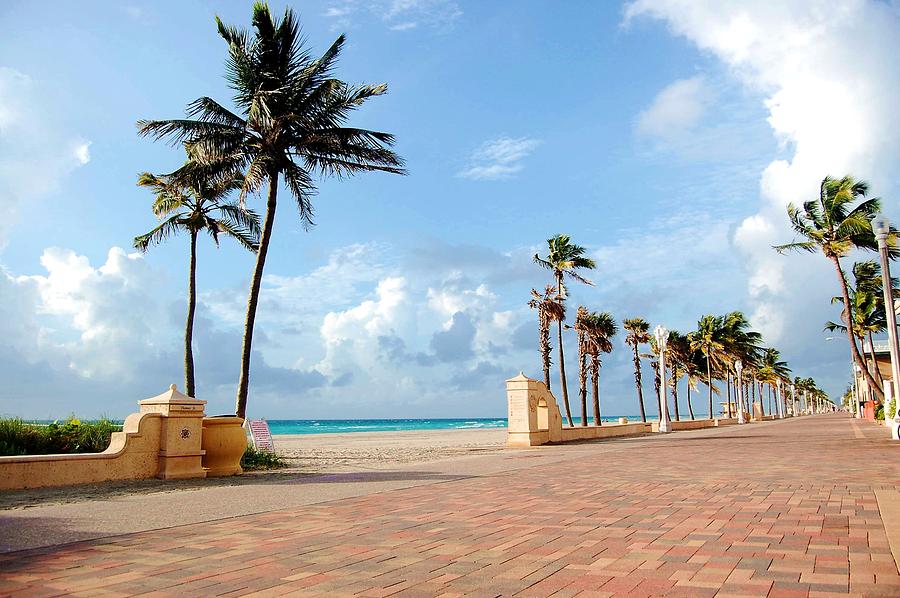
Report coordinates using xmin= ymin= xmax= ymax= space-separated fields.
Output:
xmin=715 ymin=417 xmax=739 ymax=426
xmin=558 ymin=422 xmax=651 ymax=442
xmin=0 ymin=385 xmax=208 ymax=491
xmin=0 ymin=412 xmax=162 ymax=491
xmin=506 ymin=374 xmax=650 ymax=446
xmin=651 ymin=419 xmax=716 ymax=432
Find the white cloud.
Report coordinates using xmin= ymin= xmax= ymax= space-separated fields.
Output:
xmin=636 ymin=76 xmax=711 ymax=140
xmin=323 ymin=0 xmax=460 ymax=31
xmin=73 ymin=142 xmax=91 ymax=165
xmin=383 ymin=0 xmax=461 ymax=28
xmin=0 ymin=67 xmax=92 ymax=247
xmin=626 ymin=0 xmax=900 ymax=393
xmin=324 ymin=7 xmax=353 ymax=18
xmin=457 ymin=136 xmax=541 ymax=181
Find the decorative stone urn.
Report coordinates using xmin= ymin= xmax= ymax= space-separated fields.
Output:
xmin=201 ymin=416 xmax=246 ymax=477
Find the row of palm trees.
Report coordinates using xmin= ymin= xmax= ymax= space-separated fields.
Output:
xmin=133 ymin=4 xmax=404 ymax=416
xmin=530 ymin=235 xmax=829 ymax=426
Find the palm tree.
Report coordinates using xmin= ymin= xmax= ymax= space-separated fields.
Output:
xmin=827 ymin=260 xmax=894 ymax=389
xmin=134 ymin=164 xmax=260 ymax=398
xmin=691 ymin=315 xmax=725 ymax=419
xmin=138 ymin=3 xmax=405 ymax=419
xmin=644 ymin=337 xmax=669 ymax=422
xmin=582 ymin=311 xmax=617 ymax=426
xmin=574 ymin=306 xmax=591 ymax=426
xmin=774 ymin=175 xmax=896 ymax=403
xmin=757 ymin=348 xmax=790 ymax=416
xmin=624 ymin=318 xmax=651 ymax=422
xmin=534 ymin=234 xmax=596 ymax=426
xmin=528 ymin=286 xmax=563 ymax=391
xmin=667 ymin=330 xmax=691 ymax=422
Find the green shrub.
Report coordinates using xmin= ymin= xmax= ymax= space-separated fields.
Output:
xmin=876 ymin=404 xmax=885 ymax=421
xmin=0 ymin=417 xmax=121 ymax=456
xmin=241 ymin=445 xmax=287 ymax=470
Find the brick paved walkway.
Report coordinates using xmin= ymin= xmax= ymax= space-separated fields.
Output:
xmin=1 ymin=414 xmax=899 ymax=597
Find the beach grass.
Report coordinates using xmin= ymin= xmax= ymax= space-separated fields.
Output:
xmin=240 ymin=445 xmax=287 ymax=470
xmin=0 ymin=417 xmax=120 ymax=456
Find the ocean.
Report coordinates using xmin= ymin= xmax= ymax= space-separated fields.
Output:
xmin=265 ymin=416 xmax=651 ymax=435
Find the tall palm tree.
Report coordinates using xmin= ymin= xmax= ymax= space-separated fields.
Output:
xmin=827 ymin=260 xmax=894 ymax=389
xmin=134 ymin=165 xmax=260 ymax=398
xmin=667 ymin=330 xmax=691 ymax=422
xmin=138 ymin=3 xmax=405 ymax=418
xmin=624 ymin=318 xmax=651 ymax=422
xmin=691 ymin=315 xmax=726 ymax=420
xmin=757 ymin=348 xmax=790 ymax=416
xmin=534 ymin=234 xmax=596 ymax=426
xmin=774 ymin=175 xmax=896 ymax=403
xmin=528 ymin=286 xmax=563 ymax=391
xmin=574 ymin=306 xmax=591 ymax=426
xmin=644 ymin=337 xmax=670 ymax=422
xmin=720 ymin=311 xmax=762 ymax=417
xmin=582 ymin=311 xmax=617 ymax=426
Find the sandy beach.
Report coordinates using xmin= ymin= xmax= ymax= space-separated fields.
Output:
xmin=273 ymin=427 xmax=507 ymax=471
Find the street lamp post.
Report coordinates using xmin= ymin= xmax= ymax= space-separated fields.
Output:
xmin=735 ymin=360 xmax=745 ymax=424
xmin=775 ymin=378 xmax=784 ymax=419
xmin=854 ymin=364 xmax=862 ymax=418
xmin=790 ymin=383 xmax=796 ymax=416
xmin=875 ymin=216 xmax=900 ymax=417
xmin=655 ymin=325 xmax=670 ymax=433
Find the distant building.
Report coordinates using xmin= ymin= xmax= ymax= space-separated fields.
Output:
xmin=854 ymin=338 xmax=893 ymax=419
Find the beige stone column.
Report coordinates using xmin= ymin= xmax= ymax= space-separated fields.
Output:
xmin=139 ymin=384 xmax=207 ymax=480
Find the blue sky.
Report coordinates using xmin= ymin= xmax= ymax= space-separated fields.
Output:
xmin=2 ymin=1 xmax=899 ymax=419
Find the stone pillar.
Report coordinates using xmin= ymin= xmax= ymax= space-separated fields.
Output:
xmin=507 ymin=373 xmax=559 ymax=447
xmin=139 ymin=384 xmax=207 ymax=480
xmin=752 ymin=401 xmax=764 ymax=421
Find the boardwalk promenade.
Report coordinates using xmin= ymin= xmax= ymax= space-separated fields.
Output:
xmin=1 ymin=414 xmax=899 ymax=597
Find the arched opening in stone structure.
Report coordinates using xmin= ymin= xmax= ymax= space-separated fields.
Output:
xmin=536 ymin=398 xmax=549 ymax=431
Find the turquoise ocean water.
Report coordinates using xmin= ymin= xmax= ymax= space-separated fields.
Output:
xmin=266 ymin=416 xmax=651 ymax=435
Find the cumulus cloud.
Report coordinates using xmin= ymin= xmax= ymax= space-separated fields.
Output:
xmin=626 ymin=0 xmax=900 ymax=392
xmin=637 ymin=76 xmax=711 ymax=140
xmin=457 ymin=136 xmax=541 ymax=181
xmin=0 ymin=67 xmax=92 ymax=247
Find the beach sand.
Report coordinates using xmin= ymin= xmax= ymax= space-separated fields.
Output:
xmin=0 ymin=428 xmax=507 ymax=511
xmin=274 ymin=428 xmax=507 ymax=471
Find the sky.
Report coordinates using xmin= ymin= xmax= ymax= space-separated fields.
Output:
xmin=2 ymin=0 xmax=899 ymax=420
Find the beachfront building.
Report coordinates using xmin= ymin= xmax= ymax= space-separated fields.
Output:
xmin=854 ymin=338 xmax=894 ymax=419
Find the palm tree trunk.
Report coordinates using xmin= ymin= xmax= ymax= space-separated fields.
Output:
xmin=579 ymin=345 xmax=588 ymax=427
xmin=632 ymin=344 xmax=647 ymax=423
xmin=235 ymin=172 xmax=279 ymax=419
xmin=866 ymin=331 xmax=885 ymax=389
xmin=557 ymin=318 xmax=573 ymax=427
xmin=706 ymin=355 xmax=713 ymax=420
xmin=540 ymin=319 xmax=551 ymax=392
xmin=591 ymin=357 xmax=601 ymax=426
xmin=672 ymin=374 xmax=680 ymax=421
xmin=726 ymin=371 xmax=732 ymax=418
xmin=687 ymin=379 xmax=695 ymax=420
xmin=654 ymin=361 xmax=662 ymax=420
xmin=758 ymin=378 xmax=765 ymax=416
xmin=184 ymin=229 xmax=198 ymax=398
xmin=831 ymin=255 xmax=885 ymax=402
